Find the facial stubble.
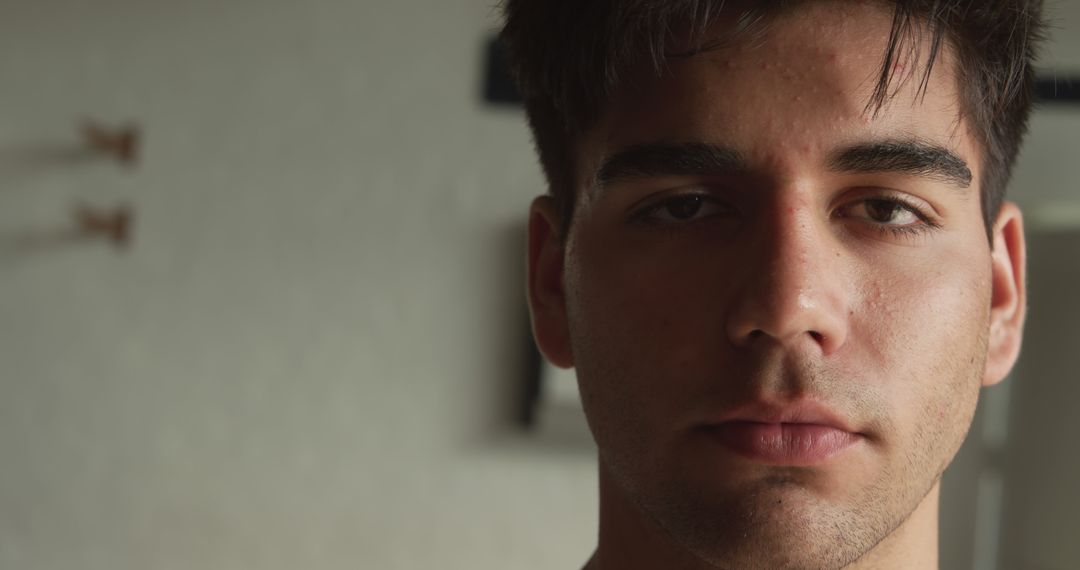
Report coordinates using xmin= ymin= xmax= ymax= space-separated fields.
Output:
xmin=584 ymin=325 xmax=990 ymax=570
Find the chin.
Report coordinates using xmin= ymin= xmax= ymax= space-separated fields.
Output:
xmin=639 ymin=475 xmax=890 ymax=570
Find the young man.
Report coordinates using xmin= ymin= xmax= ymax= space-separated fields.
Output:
xmin=503 ymin=1 xmax=1044 ymax=569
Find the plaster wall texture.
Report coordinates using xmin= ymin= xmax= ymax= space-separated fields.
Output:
xmin=0 ymin=1 xmax=595 ymax=569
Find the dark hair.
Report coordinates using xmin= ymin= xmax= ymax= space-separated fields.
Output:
xmin=500 ymin=0 xmax=1045 ymax=239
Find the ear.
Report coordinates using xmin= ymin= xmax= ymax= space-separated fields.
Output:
xmin=983 ymin=201 xmax=1027 ymax=387
xmin=527 ymin=195 xmax=574 ymax=368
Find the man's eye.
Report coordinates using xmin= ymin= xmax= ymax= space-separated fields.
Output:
xmin=636 ymin=195 xmax=730 ymax=223
xmin=845 ymin=198 xmax=924 ymax=226
xmin=836 ymin=196 xmax=944 ymax=239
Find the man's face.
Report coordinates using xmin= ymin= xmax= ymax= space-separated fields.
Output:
xmin=527 ymin=2 xmax=1026 ymax=569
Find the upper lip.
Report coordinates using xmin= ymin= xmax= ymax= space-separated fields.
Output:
xmin=704 ymin=400 xmax=860 ymax=434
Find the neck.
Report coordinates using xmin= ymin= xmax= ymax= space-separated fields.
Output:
xmin=586 ymin=465 xmax=941 ymax=570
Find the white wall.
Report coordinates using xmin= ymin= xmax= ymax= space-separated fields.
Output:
xmin=0 ymin=1 xmax=596 ymax=569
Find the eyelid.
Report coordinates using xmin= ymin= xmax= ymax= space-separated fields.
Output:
xmin=626 ymin=185 xmax=712 ymax=209
xmin=833 ymin=191 xmax=945 ymax=243
xmin=835 ymin=188 xmax=940 ymax=223
xmin=628 ymin=187 xmax=735 ymax=224
xmin=626 ymin=186 xmax=708 ymax=215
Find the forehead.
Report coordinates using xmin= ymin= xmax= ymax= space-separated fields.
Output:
xmin=581 ymin=1 xmax=978 ymax=189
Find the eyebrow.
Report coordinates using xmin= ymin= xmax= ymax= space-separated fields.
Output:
xmin=594 ymin=139 xmax=974 ymax=191
xmin=596 ymin=143 xmax=747 ymax=188
xmin=827 ymin=140 xmax=973 ymax=189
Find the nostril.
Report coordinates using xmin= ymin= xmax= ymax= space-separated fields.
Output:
xmin=747 ymin=329 xmax=826 ymax=345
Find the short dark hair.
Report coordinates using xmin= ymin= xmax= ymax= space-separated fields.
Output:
xmin=500 ymin=0 xmax=1045 ymax=239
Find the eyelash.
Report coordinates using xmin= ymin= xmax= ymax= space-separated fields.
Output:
xmin=630 ymin=192 xmax=728 ymax=224
xmin=837 ymin=195 xmax=942 ymax=239
xmin=629 ymin=192 xmax=941 ymax=238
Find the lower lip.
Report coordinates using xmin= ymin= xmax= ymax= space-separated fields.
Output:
xmin=705 ymin=422 xmax=860 ymax=466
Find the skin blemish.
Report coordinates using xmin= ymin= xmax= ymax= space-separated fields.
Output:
xmin=797 ymin=292 xmax=818 ymax=311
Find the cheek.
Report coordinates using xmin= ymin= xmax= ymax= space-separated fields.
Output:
xmin=563 ymin=235 xmax=723 ymax=428
xmin=857 ymin=260 xmax=991 ymax=457
xmin=856 ymin=240 xmax=992 ymax=364
xmin=568 ymin=233 xmax=720 ymax=351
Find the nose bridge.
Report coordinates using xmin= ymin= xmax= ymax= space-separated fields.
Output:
xmin=726 ymin=192 xmax=848 ymax=354
xmin=769 ymin=202 xmax=820 ymax=303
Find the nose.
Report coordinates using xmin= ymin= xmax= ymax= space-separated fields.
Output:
xmin=725 ymin=201 xmax=849 ymax=356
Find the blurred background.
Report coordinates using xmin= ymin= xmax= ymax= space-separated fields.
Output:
xmin=0 ymin=1 xmax=1076 ymax=569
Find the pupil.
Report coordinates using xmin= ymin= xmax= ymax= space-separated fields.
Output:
xmin=667 ymin=196 xmax=703 ymax=219
xmin=866 ymin=200 xmax=899 ymax=222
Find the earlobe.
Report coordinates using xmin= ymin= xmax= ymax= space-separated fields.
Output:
xmin=983 ymin=202 xmax=1027 ymax=387
xmin=527 ymin=195 xmax=575 ymax=369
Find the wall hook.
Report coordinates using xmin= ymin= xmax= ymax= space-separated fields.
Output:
xmin=74 ymin=203 xmax=133 ymax=250
xmin=0 ymin=203 xmax=134 ymax=262
xmin=81 ymin=120 xmax=140 ymax=166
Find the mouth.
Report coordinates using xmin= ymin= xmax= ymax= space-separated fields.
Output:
xmin=699 ymin=402 xmax=864 ymax=466
xmin=702 ymin=422 xmax=861 ymax=466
